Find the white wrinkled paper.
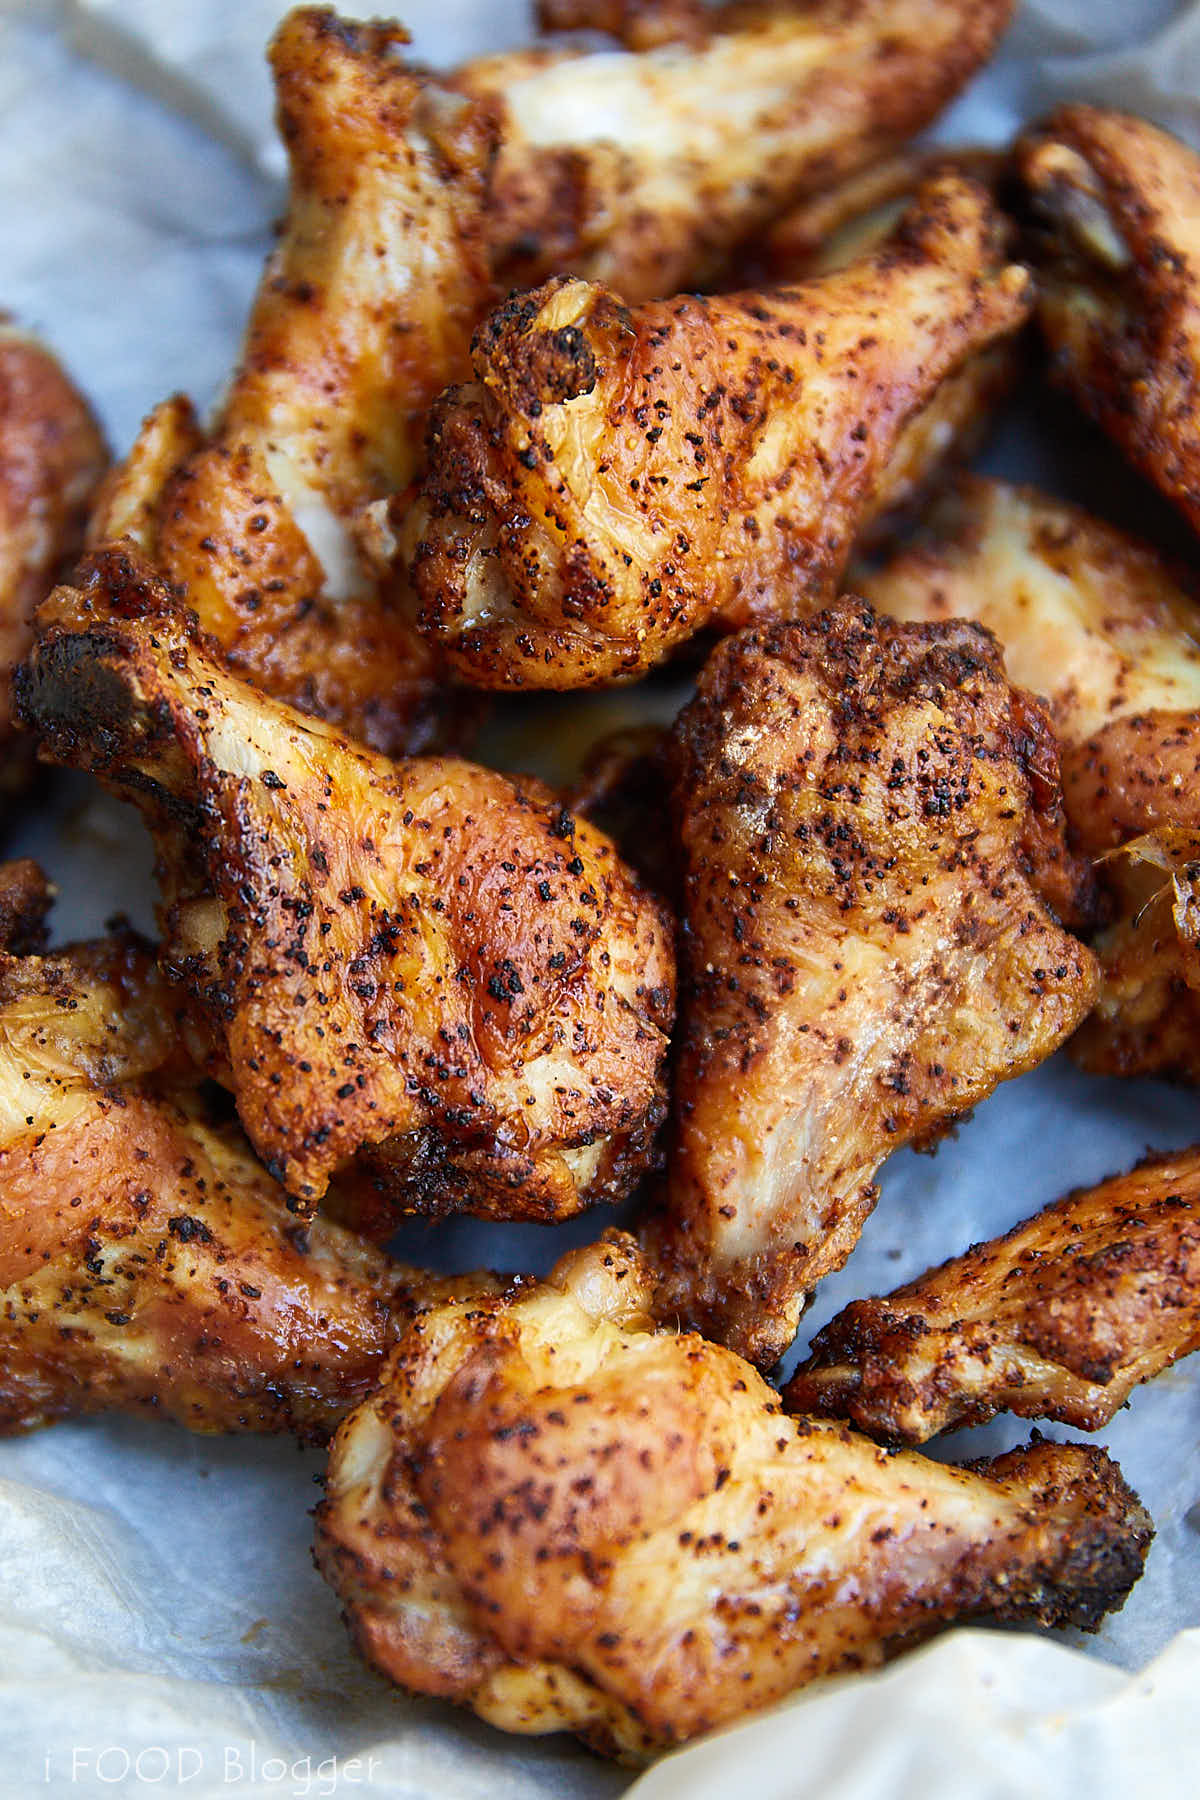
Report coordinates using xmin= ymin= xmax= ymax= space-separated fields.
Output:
xmin=1 ymin=3 xmax=1199 ymax=1794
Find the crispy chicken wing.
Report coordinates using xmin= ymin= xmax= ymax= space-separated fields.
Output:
xmin=643 ymin=602 xmax=1098 ymax=1368
xmin=0 ymin=860 xmax=459 ymax=1441
xmin=405 ymin=175 xmax=1031 ymax=691
xmin=16 ymin=549 xmax=675 ymax=1222
xmin=0 ymin=321 xmax=106 ymax=806
xmin=88 ymin=8 xmax=496 ymax=755
xmin=315 ymin=1233 xmax=1149 ymax=1762
xmin=1016 ymin=106 xmax=1200 ymax=539
xmin=787 ymin=1147 xmax=1200 ymax=1444
xmin=857 ymin=476 xmax=1200 ymax=1080
xmin=456 ymin=0 xmax=1016 ymax=302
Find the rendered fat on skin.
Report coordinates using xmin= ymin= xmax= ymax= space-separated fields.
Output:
xmin=644 ymin=601 xmax=1099 ymax=1370
xmin=15 ymin=549 xmax=676 ymax=1224
xmin=455 ymin=0 xmax=1017 ymax=303
xmin=315 ymin=1233 xmax=1150 ymax=1763
xmin=405 ymin=175 xmax=1032 ymax=690
xmin=1017 ymin=105 xmax=1200 ymax=540
xmin=0 ymin=860 xmax=467 ymax=1441
xmin=857 ymin=476 xmax=1200 ymax=1081
xmin=787 ymin=1147 xmax=1200 ymax=1445
xmin=88 ymin=8 xmax=496 ymax=756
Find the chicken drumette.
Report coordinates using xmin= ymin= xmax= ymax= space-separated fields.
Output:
xmin=644 ymin=602 xmax=1098 ymax=1367
xmin=316 ymin=1232 xmax=1149 ymax=1763
xmin=16 ymin=549 xmax=675 ymax=1223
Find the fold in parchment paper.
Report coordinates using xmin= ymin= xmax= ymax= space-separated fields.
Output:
xmin=1 ymin=3 xmax=1199 ymax=1795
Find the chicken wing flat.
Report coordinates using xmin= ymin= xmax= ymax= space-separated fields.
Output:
xmin=644 ymin=602 xmax=1098 ymax=1368
xmin=1017 ymin=105 xmax=1200 ymax=539
xmin=0 ymin=321 xmax=107 ymax=806
xmin=315 ymin=1233 xmax=1149 ymax=1762
xmin=788 ymin=1147 xmax=1200 ymax=1444
xmin=405 ymin=175 xmax=1031 ymax=690
xmin=0 ymin=860 xmax=462 ymax=1441
xmin=455 ymin=0 xmax=1016 ymax=303
xmin=857 ymin=476 xmax=1200 ymax=1079
xmin=88 ymin=8 xmax=496 ymax=755
xmin=16 ymin=549 xmax=675 ymax=1222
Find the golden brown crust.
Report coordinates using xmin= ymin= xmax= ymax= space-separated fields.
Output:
xmin=316 ymin=1236 xmax=1149 ymax=1762
xmin=643 ymin=602 xmax=1099 ymax=1368
xmin=16 ymin=548 xmax=676 ymax=1222
xmin=1017 ymin=105 xmax=1200 ymax=537
xmin=406 ymin=176 xmax=1031 ymax=690
xmin=787 ymin=1147 xmax=1200 ymax=1442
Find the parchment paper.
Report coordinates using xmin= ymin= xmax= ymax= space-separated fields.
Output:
xmin=1 ymin=3 xmax=1199 ymax=1795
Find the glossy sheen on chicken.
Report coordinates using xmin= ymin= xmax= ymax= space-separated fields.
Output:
xmin=788 ymin=1147 xmax=1200 ymax=1444
xmin=405 ymin=175 xmax=1031 ymax=689
xmin=16 ymin=550 xmax=675 ymax=1222
xmin=645 ymin=603 xmax=1099 ymax=1368
xmin=1017 ymin=105 xmax=1200 ymax=539
xmin=0 ymin=861 xmax=448 ymax=1441
xmin=88 ymin=8 xmax=495 ymax=755
xmin=315 ymin=1233 xmax=1149 ymax=1763
xmin=455 ymin=0 xmax=1016 ymax=303
xmin=0 ymin=320 xmax=106 ymax=804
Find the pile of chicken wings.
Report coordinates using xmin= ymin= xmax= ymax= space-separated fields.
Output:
xmin=4 ymin=0 xmax=1200 ymax=1766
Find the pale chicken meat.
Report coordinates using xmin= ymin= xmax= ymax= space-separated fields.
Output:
xmin=405 ymin=175 xmax=1032 ymax=689
xmin=88 ymin=8 xmax=496 ymax=754
xmin=455 ymin=0 xmax=1017 ymax=302
xmin=16 ymin=549 xmax=675 ymax=1223
xmin=0 ymin=861 xmax=461 ymax=1441
xmin=644 ymin=602 xmax=1099 ymax=1368
xmin=787 ymin=1147 xmax=1200 ymax=1444
xmin=1017 ymin=105 xmax=1200 ymax=540
xmin=315 ymin=1233 xmax=1150 ymax=1763
xmin=857 ymin=476 xmax=1200 ymax=1080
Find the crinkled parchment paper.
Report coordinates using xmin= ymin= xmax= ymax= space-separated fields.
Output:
xmin=0 ymin=3 xmax=1198 ymax=1795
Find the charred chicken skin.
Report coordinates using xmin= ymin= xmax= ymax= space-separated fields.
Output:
xmin=315 ymin=1233 xmax=1149 ymax=1763
xmin=787 ymin=1147 xmax=1200 ymax=1444
xmin=0 ymin=861 xmax=457 ymax=1441
xmin=15 ymin=549 xmax=675 ymax=1223
xmin=1017 ymin=105 xmax=1200 ymax=540
xmin=88 ymin=8 xmax=496 ymax=755
xmin=644 ymin=602 xmax=1099 ymax=1369
xmin=456 ymin=0 xmax=1016 ymax=303
xmin=405 ymin=175 xmax=1032 ymax=690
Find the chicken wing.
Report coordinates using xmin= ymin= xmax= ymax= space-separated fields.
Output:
xmin=315 ymin=1232 xmax=1149 ymax=1762
xmin=857 ymin=476 xmax=1200 ymax=1080
xmin=0 ymin=860 xmax=463 ymax=1441
xmin=16 ymin=548 xmax=675 ymax=1222
xmin=643 ymin=602 xmax=1098 ymax=1368
xmin=0 ymin=321 xmax=106 ymax=806
xmin=1016 ymin=105 xmax=1200 ymax=540
xmin=88 ymin=8 xmax=496 ymax=755
xmin=787 ymin=1147 xmax=1200 ymax=1444
xmin=405 ymin=175 xmax=1031 ymax=690
xmin=456 ymin=0 xmax=1016 ymax=302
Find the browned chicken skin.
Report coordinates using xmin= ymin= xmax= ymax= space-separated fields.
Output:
xmin=316 ymin=1233 xmax=1149 ymax=1763
xmin=0 ymin=321 xmax=106 ymax=805
xmin=88 ymin=8 xmax=495 ymax=755
xmin=404 ymin=175 xmax=1031 ymax=689
xmin=787 ymin=1147 xmax=1200 ymax=1444
xmin=644 ymin=602 xmax=1099 ymax=1368
xmin=0 ymin=861 xmax=460 ymax=1441
xmin=1017 ymin=106 xmax=1200 ymax=539
xmin=456 ymin=0 xmax=1016 ymax=302
xmin=16 ymin=549 xmax=676 ymax=1223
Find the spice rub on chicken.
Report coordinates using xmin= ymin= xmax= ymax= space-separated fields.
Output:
xmin=315 ymin=1233 xmax=1150 ymax=1763
xmin=15 ymin=549 xmax=675 ymax=1223
xmin=643 ymin=601 xmax=1099 ymax=1369
xmin=405 ymin=175 xmax=1032 ymax=690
